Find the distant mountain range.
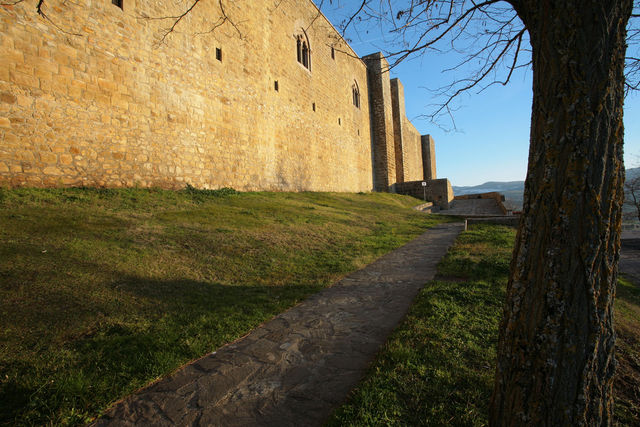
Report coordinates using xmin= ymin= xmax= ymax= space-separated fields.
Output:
xmin=452 ymin=167 xmax=640 ymax=211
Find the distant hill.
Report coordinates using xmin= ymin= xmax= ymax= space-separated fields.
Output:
xmin=452 ymin=167 xmax=640 ymax=212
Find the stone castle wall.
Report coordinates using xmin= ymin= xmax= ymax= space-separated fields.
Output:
xmin=400 ymin=119 xmax=423 ymax=182
xmin=0 ymin=0 xmax=439 ymax=193
xmin=0 ymin=0 xmax=374 ymax=191
xmin=421 ymin=135 xmax=437 ymax=180
xmin=363 ymin=52 xmax=396 ymax=191
xmin=389 ymin=78 xmax=422 ymax=183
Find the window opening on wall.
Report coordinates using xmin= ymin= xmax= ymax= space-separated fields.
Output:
xmin=352 ymin=81 xmax=360 ymax=109
xmin=296 ymin=31 xmax=311 ymax=70
xmin=216 ymin=48 xmax=222 ymax=61
xmin=112 ymin=0 xmax=123 ymax=9
xmin=331 ymin=47 xmax=335 ymax=59
xmin=274 ymin=80 xmax=279 ymax=91
xmin=312 ymin=102 xmax=316 ymax=112
xmin=338 ymin=118 xmax=341 ymax=125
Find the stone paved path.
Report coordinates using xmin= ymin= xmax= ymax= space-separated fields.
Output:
xmin=93 ymin=222 xmax=464 ymax=427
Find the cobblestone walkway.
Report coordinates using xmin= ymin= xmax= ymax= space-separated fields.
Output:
xmin=93 ymin=222 xmax=464 ymax=427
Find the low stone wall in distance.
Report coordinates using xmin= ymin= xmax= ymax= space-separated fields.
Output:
xmin=466 ymin=216 xmax=520 ymax=228
xmin=454 ymin=192 xmax=508 ymax=215
xmin=394 ymin=178 xmax=454 ymax=209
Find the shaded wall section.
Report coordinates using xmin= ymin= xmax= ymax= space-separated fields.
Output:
xmin=363 ymin=52 xmax=395 ymax=191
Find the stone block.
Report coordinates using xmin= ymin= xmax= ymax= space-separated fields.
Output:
xmin=0 ymin=92 xmax=17 ymax=104
xmin=10 ymin=71 xmax=39 ymax=89
xmin=1 ymin=49 xmax=24 ymax=65
xmin=40 ymin=152 xmax=58 ymax=163
xmin=43 ymin=166 xmax=62 ymax=175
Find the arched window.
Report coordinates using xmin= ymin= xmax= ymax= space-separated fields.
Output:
xmin=352 ymin=81 xmax=360 ymax=109
xmin=296 ymin=32 xmax=311 ymax=70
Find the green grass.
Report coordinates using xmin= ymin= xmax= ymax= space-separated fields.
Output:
xmin=0 ymin=187 xmax=452 ymax=426
xmin=614 ymin=276 xmax=640 ymax=424
xmin=327 ymin=224 xmax=640 ymax=426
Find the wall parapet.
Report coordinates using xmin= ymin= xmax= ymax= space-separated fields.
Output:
xmin=454 ymin=192 xmax=508 ymax=215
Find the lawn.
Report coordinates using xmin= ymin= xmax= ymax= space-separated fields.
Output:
xmin=0 ymin=187 xmax=450 ymax=425
xmin=327 ymin=224 xmax=640 ymax=426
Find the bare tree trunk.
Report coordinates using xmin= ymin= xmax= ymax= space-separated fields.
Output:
xmin=490 ymin=0 xmax=632 ymax=425
xmin=626 ymin=178 xmax=640 ymax=222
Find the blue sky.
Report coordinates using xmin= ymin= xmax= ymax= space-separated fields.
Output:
xmin=317 ymin=2 xmax=640 ymax=186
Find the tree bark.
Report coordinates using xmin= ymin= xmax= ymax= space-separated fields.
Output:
xmin=490 ymin=1 xmax=632 ymax=425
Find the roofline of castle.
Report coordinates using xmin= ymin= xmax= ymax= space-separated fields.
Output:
xmin=304 ymin=0 xmax=371 ymax=67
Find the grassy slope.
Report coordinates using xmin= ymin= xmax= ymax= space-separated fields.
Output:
xmin=0 ymin=187 xmax=450 ymax=426
xmin=328 ymin=224 xmax=640 ymax=426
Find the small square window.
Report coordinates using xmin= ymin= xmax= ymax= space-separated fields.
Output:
xmin=112 ymin=0 xmax=123 ymax=9
xmin=274 ymin=80 xmax=279 ymax=91
xmin=216 ymin=48 xmax=222 ymax=61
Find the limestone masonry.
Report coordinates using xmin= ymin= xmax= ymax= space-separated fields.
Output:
xmin=0 ymin=0 xmax=453 ymax=202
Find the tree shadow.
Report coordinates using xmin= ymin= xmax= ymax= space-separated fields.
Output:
xmin=0 ymin=272 xmax=322 ymax=425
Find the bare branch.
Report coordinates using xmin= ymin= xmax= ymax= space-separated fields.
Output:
xmin=624 ymin=173 xmax=640 ymax=222
xmin=157 ymin=0 xmax=202 ymax=43
xmin=340 ymin=0 xmax=367 ymax=35
xmin=138 ymin=0 xmax=243 ymax=45
xmin=625 ymin=2 xmax=640 ymax=94
xmin=321 ymin=0 xmax=528 ymax=129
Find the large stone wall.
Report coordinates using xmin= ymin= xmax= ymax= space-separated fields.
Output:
xmin=0 ymin=0 xmax=373 ymax=191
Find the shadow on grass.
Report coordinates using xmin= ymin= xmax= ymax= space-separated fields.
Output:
xmin=0 ymin=275 xmax=320 ymax=426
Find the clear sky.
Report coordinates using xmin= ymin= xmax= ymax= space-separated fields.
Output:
xmin=317 ymin=2 xmax=640 ymax=187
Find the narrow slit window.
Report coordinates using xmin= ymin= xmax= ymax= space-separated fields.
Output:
xmin=112 ymin=0 xmax=123 ymax=9
xmin=216 ymin=48 xmax=222 ymax=61
xmin=338 ymin=118 xmax=341 ymax=125
xmin=274 ymin=80 xmax=279 ymax=91
xmin=331 ymin=47 xmax=335 ymax=59
xmin=312 ymin=102 xmax=316 ymax=112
